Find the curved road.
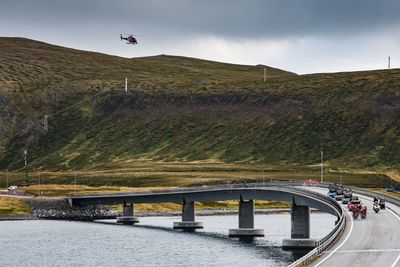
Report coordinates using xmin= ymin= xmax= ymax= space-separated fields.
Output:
xmin=305 ymin=187 xmax=400 ymax=267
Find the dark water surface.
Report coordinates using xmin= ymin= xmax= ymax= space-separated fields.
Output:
xmin=0 ymin=213 xmax=334 ymax=266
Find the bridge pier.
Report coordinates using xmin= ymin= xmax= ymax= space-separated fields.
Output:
xmin=117 ymin=203 xmax=139 ymax=225
xmin=229 ymin=199 xmax=264 ymax=237
xmin=173 ymin=200 xmax=203 ymax=230
xmin=282 ymin=202 xmax=316 ymax=249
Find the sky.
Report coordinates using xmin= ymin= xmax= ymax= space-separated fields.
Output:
xmin=1 ymin=0 xmax=400 ymax=74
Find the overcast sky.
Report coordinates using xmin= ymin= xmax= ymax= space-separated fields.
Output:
xmin=1 ymin=0 xmax=400 ymax=74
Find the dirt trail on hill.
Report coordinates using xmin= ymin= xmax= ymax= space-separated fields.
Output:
xmin=385 ymin=172 xmax=400 ymax=182
xmin=330 ymin=168 xmax=400 ymax=184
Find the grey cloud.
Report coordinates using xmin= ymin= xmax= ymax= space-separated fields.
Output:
xmin=1 ymin=0 xmax=400 ymax=74
xmin=1 ymin=0 xmax=400 ymax=39
xmin=129 ymin=0 xmax=400 ymax=38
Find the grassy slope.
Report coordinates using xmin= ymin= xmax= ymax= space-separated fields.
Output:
xmin=0 ymin=196 xmax=31 ymax=216
xmin=1 ymin=162 xmax=396 ymax=188
xmin=1 ymin=37 xmax=400 ymax=188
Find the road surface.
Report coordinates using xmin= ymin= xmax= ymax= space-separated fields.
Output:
xmin=306 ymin=187 xmax=400 ymax=267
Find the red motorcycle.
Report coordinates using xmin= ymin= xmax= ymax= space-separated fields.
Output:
xmin=352 ymin=204 xmax=367 ymax=219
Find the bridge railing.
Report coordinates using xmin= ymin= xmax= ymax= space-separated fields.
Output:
xmin=70 ymin=180 xmax=306 ymax=198
xmin=285 ymin=188 xmax=345 ymax=267
xmin=285 ymin=182 xmax=400 ymax=267
xmin=351 ymin=188 xmax=400 ymax=207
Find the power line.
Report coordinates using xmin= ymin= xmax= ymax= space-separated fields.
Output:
xmin=48 ymin=88 xmax=111 ymax=118
xmin=42 ymin=87 xmax=113 ymax=132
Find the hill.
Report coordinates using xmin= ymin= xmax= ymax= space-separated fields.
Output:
xmin=1 ymin=37 xmax=400 ymax=174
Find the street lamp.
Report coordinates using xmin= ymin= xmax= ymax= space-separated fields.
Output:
xmin=320 ymin=150 xmax=324 ymax=184
xmin=24 ymin=149 xmax=28 ymax=184
xmin=74 ymin=172 xmax=77 ymax=195
xmin=262 ymin=156 xmax=265 ymax=187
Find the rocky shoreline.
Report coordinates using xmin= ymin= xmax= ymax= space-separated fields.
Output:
xmin=29 ymin=198 xmax=118 ymax=220
xmin=32 ymin=205 xmax=118 ymax=220
xmin=0 ymin=196 xmax=118 ymax=221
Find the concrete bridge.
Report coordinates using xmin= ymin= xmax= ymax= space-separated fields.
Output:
xmin=68 ymin=183 xmax=400 ymax=266
xmin=69 ymin=185 xmax=343 ymax=249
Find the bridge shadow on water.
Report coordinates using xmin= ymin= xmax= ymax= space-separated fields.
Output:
xmin=92 ymin=220 xmax=309 ymax=263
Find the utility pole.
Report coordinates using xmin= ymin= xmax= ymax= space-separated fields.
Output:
xmin=74 ymin=172 xmax=77 ymax=195
xmin=125 ymin=77 xmax=128 ymax=92
xmin=6 ymin=169 xmax=9 ymax=189
xmin=24 ymin=149 xmax=28 ymax=184
xmin=43 ymin=115 xmax=48 ymax=133
xmin=262 ymin=156 xmax=265 ymax=186
xmin=38 ymin=172 xmax=42 ymax=195
xmin=263 ymin=67 xmax=267 ymax=82
xmin=320 ymin=150 xmax=324 ymax=184
xmin=340 ymin=173 xmax=342 ymax=186
xmin=388 ymin=56 xmax=391 ymax=69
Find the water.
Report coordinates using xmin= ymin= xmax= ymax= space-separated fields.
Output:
xmin=0 ymin=213 xmax=334 ymax=267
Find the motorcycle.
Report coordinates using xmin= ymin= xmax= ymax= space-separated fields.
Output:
xmin=352 ymin=204 xmax=367 ymax=219
xmin=352 ymin=208 xmax=359 ymax=219
xmin=360 ymin=207 xmax=367 ymax=219
xmin=373 ymin=203 xmax=380 ymax=213
xmin=379 ymin=199 xmax=386 ymax=209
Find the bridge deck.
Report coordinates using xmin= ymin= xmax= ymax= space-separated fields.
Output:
xmin=69 ymin=186 xmax=341 ymax=216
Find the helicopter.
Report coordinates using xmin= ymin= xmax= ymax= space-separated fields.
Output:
xmin=120 ymin=34 xmax=137 ymax=45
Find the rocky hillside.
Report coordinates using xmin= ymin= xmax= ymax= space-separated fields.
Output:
xmin=1 ymin=37 xmax=400 ymax=171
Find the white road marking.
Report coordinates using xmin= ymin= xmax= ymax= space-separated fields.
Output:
xmin=299 ymin=187 xmax=400 ymax=266
xmin=388 ymin=207 xmax=400 ymax=221
xmin=388 ymin=208 xmax=400 ymax=267
xmin=314 ymin=208 xmax=354 ymax=267
xmin=391 ymin=254 xmax=400 ymax=267
xmin=327 ymin=248 xmax=400 ymax=254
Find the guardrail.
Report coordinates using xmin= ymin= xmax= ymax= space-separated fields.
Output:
xmin=286 ymin=182 xmax=400 ymax=267
xmin=285 ymin=185 xmax=345 ymax=267
xmin=351 ymin=188 xmax=400 ymax=207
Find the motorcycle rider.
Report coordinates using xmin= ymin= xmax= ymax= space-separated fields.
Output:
xmin=379 ymin=199 xmax=386 ymax=209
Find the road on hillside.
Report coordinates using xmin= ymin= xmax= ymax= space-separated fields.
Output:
xmin=304 ymin=187 xmax=400 ymax=267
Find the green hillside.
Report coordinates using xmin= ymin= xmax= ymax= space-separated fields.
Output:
xmin=1 ymin=37 xmax=400 ymax=175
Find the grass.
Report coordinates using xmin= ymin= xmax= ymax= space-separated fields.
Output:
xmin=0 ymin=161 xmax=397 ymax=190
xmin=0 ymin=161 xmax=396 ymax=215
xmin=384 ymin=191 xmax=400 ymax=198
xmin=22 ymin=184 xmax=175 ymax=196
xmin=370 ymin=188 xmax=400 ymax=199
xmin=2 ymin=37 xmax=400 ymax=187
xmin=0 ymin=197 xmax=31 ymax=216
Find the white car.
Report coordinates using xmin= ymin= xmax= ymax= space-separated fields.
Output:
xmin=7 ymin=185 xmax=18 ymax=191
